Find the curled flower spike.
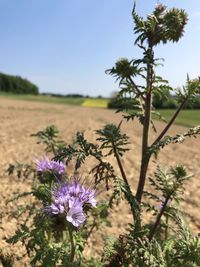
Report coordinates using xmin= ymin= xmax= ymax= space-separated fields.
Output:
xmin=45 ymin=177 xmax=97 ymax=227
xmin=35 ymin=157 xmax=65 ymax=175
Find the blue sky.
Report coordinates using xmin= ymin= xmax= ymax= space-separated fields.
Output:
xmin=0 ymin=0 xmax=200 ymax=97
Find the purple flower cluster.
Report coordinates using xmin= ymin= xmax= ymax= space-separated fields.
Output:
xmin=36 ymin=157 xmax=65 ymax=175
xmin=46 ymin=179 xmax=96 ymax=227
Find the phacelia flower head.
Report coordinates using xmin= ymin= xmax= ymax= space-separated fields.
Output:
xmin=36 ymin=157 xmax=65 ymax=175
xmin=46 ymin=177 xmax=97 ymax=228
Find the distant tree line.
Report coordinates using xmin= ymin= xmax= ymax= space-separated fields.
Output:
xmin=41 ymin=93 xmax=90 ymax=98
xmin=41 ymin=93 xmax=104 ymax=99
xmin=0 ymin=73 xmax=39 ymax=95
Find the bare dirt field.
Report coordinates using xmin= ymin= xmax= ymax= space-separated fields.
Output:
xmin=0 ymin=98 xmax=200 ymax=266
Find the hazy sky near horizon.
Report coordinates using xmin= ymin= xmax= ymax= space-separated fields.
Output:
xmin=0 ymin=0 xmax=200 ymax=97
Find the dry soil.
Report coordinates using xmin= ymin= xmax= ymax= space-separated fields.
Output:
xmin=0 ymin=98 xmax=199 ymax=266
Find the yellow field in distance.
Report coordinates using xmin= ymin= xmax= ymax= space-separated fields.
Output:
xmin=82 ymin=98 xmax=108 ymax=108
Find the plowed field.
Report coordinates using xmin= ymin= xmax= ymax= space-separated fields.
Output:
xmin=0 ymin=98 xmax=199 ymax=266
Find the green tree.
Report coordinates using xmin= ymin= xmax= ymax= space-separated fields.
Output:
xmin=0 ymin=73 xmax=39 ymax=95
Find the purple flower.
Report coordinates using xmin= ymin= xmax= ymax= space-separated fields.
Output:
xmin=45 ymin=178 xmax=97 ymax=228
xmin=54 ymin=180 xmax=96 ymax=208
xmin=47 ymin=203 xmax=65 ymax=214
xmin=36 ymin=157 xmax=65 ymax=175
xmin=66 ymin=200 xmax=86 ymax=227
xmin=80 ymin=188 xmax=97 ymax=207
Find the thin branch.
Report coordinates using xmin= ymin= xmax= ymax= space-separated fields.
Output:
xmin=151 ymin=97 xmax=188 ymax=147
xmin=113 ymin=145 xmax=129 ymax=188
xmin=112 ymin=142 xmax=138 ymax=221
xmin=129 ymin=77 xmax=146 ymax=101
xmin=148 ymin=196 xmax=170 ymax=241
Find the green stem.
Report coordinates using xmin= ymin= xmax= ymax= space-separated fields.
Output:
xmin=136 ymin=47 xmax=153 ymax=204
xmin=148 ymin=197 xmax=170 ymax=241
xmin=112 ymin=142 xmax=139 ymax=224
xmin=129 ymin=77 xmax=145 ymax=100
xmin=165 ymin=215 xmax=169 ymax=240
xmin=69 ymin=229 xmax=75 ymax=263
xmin=47 ymin=230 xmax=52 ymax=243
xmin=151 ymin=97 xmax=188 ymax=147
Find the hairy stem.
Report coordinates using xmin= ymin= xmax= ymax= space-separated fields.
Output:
xmin=136 ymin=154 xmax=150 ymax=204
xmin=112 ymin=142 xmax=138 ymax=223
xmin=47 ymin=230 xmax=52 ymax=243
xmin=148 ymin=197 xmax=170 ymax=241
xmin=69 ymin=229 xmax=75 ymax=263
xmin=129 ymin=77 xmax=145 ymax=101
xmin=136 ymin=47 xmax=153 ymax=204
xmin=151 ymin=98 xmax=188 ymax=147
xmin=165 ymin=215 xmax=169 ymax=240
